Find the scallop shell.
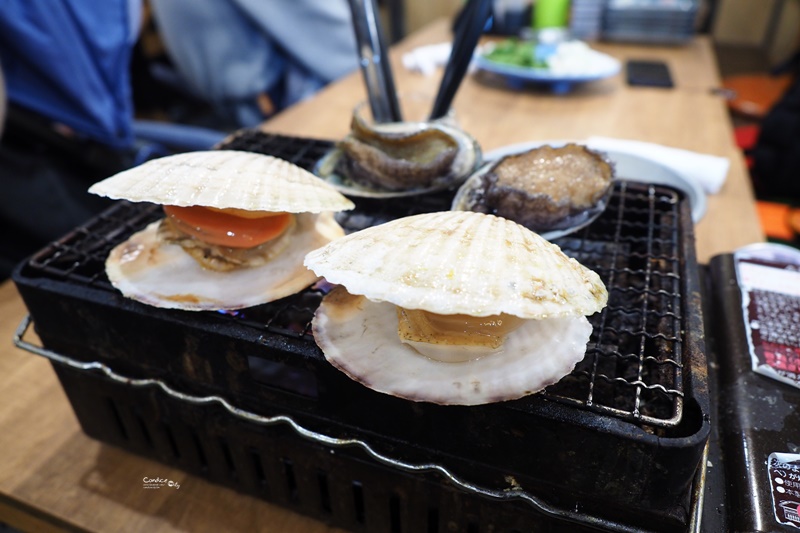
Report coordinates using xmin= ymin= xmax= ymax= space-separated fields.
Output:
xmin=89 ymin=150 xmax=355 ymax=213
xmin=106 ymin=212 xmax=343 ymax=311
xmin=304 ymin=211 xmax=607 ymax=319
xmin=313 ymin=287 xmax=592 ymax=405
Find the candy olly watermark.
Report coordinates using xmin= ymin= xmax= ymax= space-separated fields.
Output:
xmin=143 ymin=477 xmax=181 ymax=490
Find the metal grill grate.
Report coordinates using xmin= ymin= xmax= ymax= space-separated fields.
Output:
xmin=25 ymin=130 xmax=687 ymax=428
xmin=545 ymin=181 xmax=685 ymax=426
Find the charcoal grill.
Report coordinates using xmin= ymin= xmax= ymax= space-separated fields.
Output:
xmin=12 ymin=130 xmax=711 ymax=532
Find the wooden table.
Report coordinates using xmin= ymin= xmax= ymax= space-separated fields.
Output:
xmin=0 ymin=19 xmax=763 ymax=533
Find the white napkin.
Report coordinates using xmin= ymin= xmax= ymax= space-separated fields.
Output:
xmin=401 ymin=43 xmax=453 ymax=76
xmin=586 ymin=136 xmax=729 ymax=195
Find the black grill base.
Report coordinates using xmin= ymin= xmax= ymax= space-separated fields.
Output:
xmin=52 ymin=361 xmax=700 ymax=533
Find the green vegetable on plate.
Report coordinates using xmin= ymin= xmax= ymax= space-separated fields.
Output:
xmin=483 ymin=39 xmax=548 ymax=69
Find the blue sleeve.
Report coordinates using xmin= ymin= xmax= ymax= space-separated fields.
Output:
xmin=0 ymin=0 xmax=141 ymax=148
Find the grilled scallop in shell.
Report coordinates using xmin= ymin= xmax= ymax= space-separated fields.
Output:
xmin=453 ymin=144 xmax=614 ymax=239
xmin=304 ymin=211 xmax=608 ymax=405
xmin=89 ymin=150 xmax=354 ymax=311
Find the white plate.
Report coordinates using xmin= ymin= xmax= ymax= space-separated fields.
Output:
xmin=485 ymin=141 xmax=707 ymax=222
xmin=474 ymin=48 xmax=621 ymax=93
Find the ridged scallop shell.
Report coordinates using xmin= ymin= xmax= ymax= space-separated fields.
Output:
xmin=106 ymin=212 xmax=343 ymax=311
xmin=304 ymin=211 xmax=607 ymax=319
xmin=89 ymin=150 xmax=355 ymax=213
xmin=313 ymin=287 xmax=592 ymax=405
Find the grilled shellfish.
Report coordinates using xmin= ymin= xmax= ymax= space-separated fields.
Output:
xmin=89 ymin=150 xmax=354 ymax=311
xmin=304 ymin=211 xmax=608 ymax=405
xmin=317 ymin=102 xmax=481 ymax=196
xmin=453 ymin=143 xmax=614 ymax=238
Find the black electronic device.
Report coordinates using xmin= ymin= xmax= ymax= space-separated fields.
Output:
xmin=626 ymin=59 xmax=674 ymax=88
